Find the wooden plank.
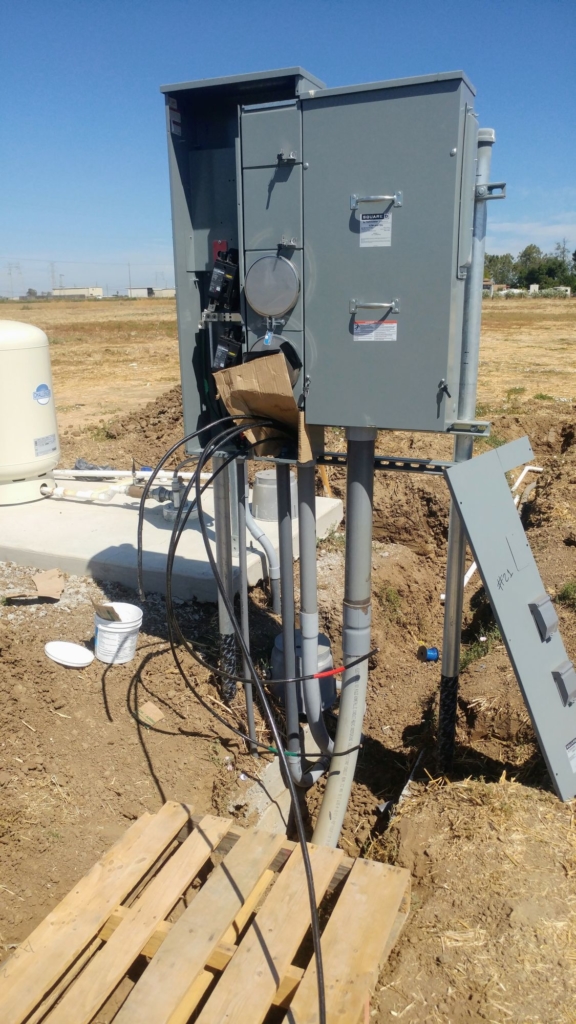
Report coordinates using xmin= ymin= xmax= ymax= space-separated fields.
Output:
xmin=286 ymin=859 xmax=411 ymax=1024
xmin=114 ymin=827 xmax=285 ymax=1024
xmin=186 ymin=815 xmax=356 ymax=892
xmin=0 ymin=802 xmax=191 ymax=1024
xmin=221 ymin=868 xmax=274 ymax=944
xmin=195 ymin=843 xmax=344 ymax=1024
xmin=101 ymin=909 xmax=304 ymax=1007
xmin=23 ymin=938 xmax=102 ymax=1024
xmin=44 ymin=815 xmax=232 ymax=1024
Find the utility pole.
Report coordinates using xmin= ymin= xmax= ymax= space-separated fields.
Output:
xmin=6 ymin=262 xmax=20 ymax=299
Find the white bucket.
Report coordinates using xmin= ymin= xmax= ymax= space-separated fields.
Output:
xmin=94 ymin=602 xmax=143 ymax=665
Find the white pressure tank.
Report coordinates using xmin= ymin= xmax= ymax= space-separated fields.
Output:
xmin=0 ymin=320 xmax=60 ymax=505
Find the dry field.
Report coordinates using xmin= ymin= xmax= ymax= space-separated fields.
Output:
xmin=1 ymin=296 xmax=576 ymax=1023
xmin=5 ymin=298 xmax=180 ymax=434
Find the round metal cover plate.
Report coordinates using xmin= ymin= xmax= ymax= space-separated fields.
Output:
xmin=244 ymin=255 xmax=300 ymax=317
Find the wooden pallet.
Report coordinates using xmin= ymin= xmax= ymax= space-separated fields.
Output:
xmin=0 ymin=804 xmax=410 ymax=1024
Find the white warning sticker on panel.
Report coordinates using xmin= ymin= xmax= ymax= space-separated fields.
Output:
xmin=353 ymin=320 xmax=397 ymax=342
xmin=34 ymin=433 xmax=57 ymax=457
xmin=360 ymin=212 xmax=392 ymax=247
xmin=566 ymin=736 xmax=576 ymax=773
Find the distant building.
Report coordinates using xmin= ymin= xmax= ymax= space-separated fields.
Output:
xmin=127 ymin=287 xmax=176 ymax=299
xmin=52 ymin=286 xmax=103 ymax=299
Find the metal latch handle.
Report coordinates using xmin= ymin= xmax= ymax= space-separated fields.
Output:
xmin=475 ymin=182 xmax=506 ymax=200
xmin=349 ymin=298 xmax=399 ymax=314
xmin=350 ymin=192 xmax=403 ymax=210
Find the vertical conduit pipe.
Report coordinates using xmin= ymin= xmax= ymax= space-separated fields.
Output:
xmin=438 ymin=129 xmax=496 ymax=771
xmin=244 ymin=506 xmax=281 ymax=614
xmin=277 ymin=463 xmax=327 ymax=788
xmin=237 ymin=459 xmax=257 ymax=753
xmin=298 ymin=464 xmax=333 ymax=757
xmin=313 ymin=427 xmax=376 ymax=845
xmin=212 ymin=453 xmax=237 ymax=702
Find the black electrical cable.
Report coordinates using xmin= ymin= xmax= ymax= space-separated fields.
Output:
xmin=163 ymin=436 xmax=375 ymax=742
xmin=191 ymin=421 xmax=327 ymax=1024
xmin=136 ymin=413 xmax=289 ymax=600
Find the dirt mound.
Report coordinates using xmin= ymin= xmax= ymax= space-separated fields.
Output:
xmin=59 ymin=386 xmax=185 ymax=469
xmin=372 ymin=779 xmax=576 ymax=1023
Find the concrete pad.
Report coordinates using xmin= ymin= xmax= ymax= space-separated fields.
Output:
xmin=0 ymin=488 xmax=342 ymax=602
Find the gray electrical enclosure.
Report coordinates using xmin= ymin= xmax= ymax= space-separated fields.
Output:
xmin=161 ymin=66 xmax=478 ymax=440
xmin=445 ymin=438 xmax=576 ymax=802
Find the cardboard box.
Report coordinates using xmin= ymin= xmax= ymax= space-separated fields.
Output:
xmin=213 ymin=352 xmax=315 ymax=463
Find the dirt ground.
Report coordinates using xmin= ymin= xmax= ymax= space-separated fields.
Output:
xmin=1 ymin=297 xmax=576 ymax=1022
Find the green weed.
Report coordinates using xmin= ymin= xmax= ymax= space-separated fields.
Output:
xmin=557 ymin=582 xmax=576 ymax=611
xmin=534 ymin=392 xmax=554 ymax=401
xmin=460 ymin=624 xmax=501 ymax=672
xmin=477 ymin=432 xmax=506 ymax=450
xmin=375 ymin=585 xmax=402 ymax=621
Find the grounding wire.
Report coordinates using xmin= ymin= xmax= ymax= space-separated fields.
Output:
xmin=191 ymin=421 xmax=327 ymax=1024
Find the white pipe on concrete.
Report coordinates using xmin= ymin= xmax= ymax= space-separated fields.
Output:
xmin=245 ymin=504 xmax=281 ymax=614
xmin=53 ymin=469 xmax=209 ymax=482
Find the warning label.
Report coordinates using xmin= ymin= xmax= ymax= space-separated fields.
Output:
xmin=34 ymin=433 xmax=57 ymax=457
xmin=353 ymin=320 xmax=397 ymax=342
xmin=566 ymin=737 xmax=576 ymax=774
xmin=360 ymin=212 xmax=392 ymax=248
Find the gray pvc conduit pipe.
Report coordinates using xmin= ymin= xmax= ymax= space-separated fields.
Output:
xmin=277 ymin=463 xmax=328 ymax=789
xmin=312 ymin=427 xmax=376 ymax=845
xmin=245 ymin=505 xmax=281 ymax=614
xmin=297 ymin=464 xmax=334 ymax=757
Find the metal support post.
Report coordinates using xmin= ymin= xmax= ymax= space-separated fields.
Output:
xmin=313 ymin=427 xmax=376 ymax=846
xmin=212 ymin=453 xmax=236 ymax=702
xmin=277 ymin=463 xmax=300 ymax=757
xmin=298 ymin=464 xmax=333 ymax=756
xmin=237 ymin=459 xmax=257 ymax=753
xmin=438 ymin=128 xmax=496 ymax=771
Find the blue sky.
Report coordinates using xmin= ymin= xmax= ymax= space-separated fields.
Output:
xmin=1 ymin=0 xmax=574 ymax=296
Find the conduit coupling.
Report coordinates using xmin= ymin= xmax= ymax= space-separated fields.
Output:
xmin=342 ymin=602 xmax=372 ymax=656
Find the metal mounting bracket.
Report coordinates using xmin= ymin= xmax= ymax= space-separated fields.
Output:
xmin=277 ymin=150 xmax=297 ymax=163
xmin=200 ymin=310 xmax=243 ymax=325
xmin=447 ymin=420 xmax=491 ymax=437
xmin=349 ymin=298 xmax=399 ymax=315
xmin=350 ymin=192 xmax=403 ymax=210
xmin=475 ymin=182 xmax=506 ymax=200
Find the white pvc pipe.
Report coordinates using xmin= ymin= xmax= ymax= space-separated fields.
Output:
xmin=245 ymin=504 xmax=281 ymax=614
xmin=53 ymin=469 xmax=209 ymax=482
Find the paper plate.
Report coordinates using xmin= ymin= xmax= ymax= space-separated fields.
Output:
xmin=45 ymin=641 xmax=94 ymax=668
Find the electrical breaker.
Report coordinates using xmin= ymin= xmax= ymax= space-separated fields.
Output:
xmin=162 ymin=67 xmax=478 ymax=443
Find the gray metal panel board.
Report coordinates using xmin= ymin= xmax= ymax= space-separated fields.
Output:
xmin=242 ymin=105 xmax=301 ymax=168
xmin=160 ymin=67 xmax=325 ymax=95
xmin=445 ymin=439 xmax=576 ymax=801
xmin=299 ymin=70 xmax=476 ymax=100
xmin=243 ymin=165 xmax=302 ymax=250
xmin=302 ymin=77 xmax=473 ymax=430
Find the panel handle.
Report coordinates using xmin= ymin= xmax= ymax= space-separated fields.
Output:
xmin=350 ymin=192 xmax=403 ymax=210
xmin=349 ymin=298 xmax=399 ymax=314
